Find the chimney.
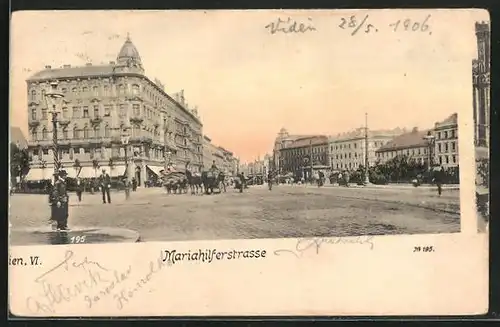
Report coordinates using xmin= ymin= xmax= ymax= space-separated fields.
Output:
xmin=85 ymin=62 xmax=92 ymax=66
xmin=63 ymin=64 xmax=71 ymax=68
xmin=45 ymin=65 xmax=52 ymax=69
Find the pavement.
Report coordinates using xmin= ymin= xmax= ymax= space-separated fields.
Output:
xmin=9 ymin=184 xmax=461 ymax=245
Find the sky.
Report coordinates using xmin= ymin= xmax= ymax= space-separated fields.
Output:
xmin=10 ymin=9 xmax=489 ymax=163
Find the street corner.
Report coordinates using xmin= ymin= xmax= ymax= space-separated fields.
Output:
xmin=9 ymin=225 xmax=140 ymax=246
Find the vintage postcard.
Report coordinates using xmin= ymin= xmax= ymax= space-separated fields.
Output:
xmin=9 ymin=9 xmax=489 ymax=317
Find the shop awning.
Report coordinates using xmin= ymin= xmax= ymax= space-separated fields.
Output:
xmin=108 ymin=166 xmax=126 ymax=177
xmin=25 ymin=168 xmax=50 ymax=181
xmin=147 ymin=165 xmax=164 ymax=176
xmin=77 ymin=167 xmax=99 ymax=178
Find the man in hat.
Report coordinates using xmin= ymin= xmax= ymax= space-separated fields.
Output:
xmin=50 ymin=170 xmax=70 ymax=230
xmin=99 ymin=168 xmax=112 ymax=204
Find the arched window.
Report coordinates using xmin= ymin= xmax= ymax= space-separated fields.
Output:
xmin=73 ymin=125 xmax=80 ymax=139
xmin=92 ymin=86 xmax=99 ymax=95
xmin=104 ymin=124 xmax=110 ymax=137
xmin=83 ymin=126 xmax=89 ymax=138
xmin=132 ymin=84 xmax=140 ymax=95
xmin=42 ymin=127 xmax=48 ymax=140
xmin=82 ymin=86 xmax=89 ymax=93
xmin=72 ymin=87 xmax=78 ymax=94
xmin=41 ymin=89 xmax=46 ymax=98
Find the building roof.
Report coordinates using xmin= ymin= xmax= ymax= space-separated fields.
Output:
xmin=434 ymin=113 xmax=458 ymax=129
xmin=376 ymin=128 xmax=430 ymax=152
xmin=331 ymin=127 xmax=407 ymax=142
xmin=11 ymin=126 xmax=28 ymax=149
xmin=27 ymin=64 xmax=115 ymax=81
xmin=282 ymin=135 xmax=328 ymax=149
xmin=117 ymin=35 xmax=142 ymax=65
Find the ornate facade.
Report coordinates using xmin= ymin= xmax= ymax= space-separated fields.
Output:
xmin=25 ymin=35 xmax=203 ymax=185
xmin=473 ymin=21 xmax=490 ymax=150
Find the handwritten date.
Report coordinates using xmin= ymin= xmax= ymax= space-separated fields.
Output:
xmin=339 ymin=14 xmax=432 ymax=36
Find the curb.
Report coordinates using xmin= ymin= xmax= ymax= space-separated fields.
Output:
xmin=10 ymin=226 xmax=140 ymax=246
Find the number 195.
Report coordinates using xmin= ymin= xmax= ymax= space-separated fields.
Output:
xmin=71 ymin=235 xmax=86 ymax=244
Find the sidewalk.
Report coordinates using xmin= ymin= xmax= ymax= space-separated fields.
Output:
xmin=280 ymin=183 xmax=459 ymax=191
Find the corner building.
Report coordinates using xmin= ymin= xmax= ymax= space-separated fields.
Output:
xmin=25 ymin=36 xmax=203 ymax=185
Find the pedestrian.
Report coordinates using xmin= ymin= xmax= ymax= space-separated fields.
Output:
xmin=344 ymin=171 xmax=350 ymax=187
xmin=99 ymin=169 xmax=112 ymax=204
xmin=124 ymin=178 xmax=131 ymax=200
xmin=433 ymin=167 xmax=444 ymax=196
xmin=50 ymin=170 xmax=70 ymax=231
xmin=76 ymin=177 xmax=83 ymax=202
xmin=132 ymin=177 xmax=137 ymax=192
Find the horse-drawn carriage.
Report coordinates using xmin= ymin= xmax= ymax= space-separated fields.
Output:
xmin=201 ymin=168 xmax=225 ymax=194
xmin=161 ymin=170 xmax=188 ymax=194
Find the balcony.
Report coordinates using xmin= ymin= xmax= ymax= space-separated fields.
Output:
xmin=90 ymin=116 xmax=103 ymax=124
xmin=130 ymin=116 xmax=144 ymax=123
xmin=28 ymin=120 xmax=40 ymax=127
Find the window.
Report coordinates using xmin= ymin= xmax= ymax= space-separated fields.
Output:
xmin=72 ymin=106 xmax=80 ymax=118
xmin=132 ymin=84 xmax=140 ymax=95
xmin=72 ymin=87 xmax=78 ymax=94
xmin=444 ymin=131 xmax=448 ymax=139
xmin=133 ymin=104 xmax=140 ymax=116
xmin=62 ymin=127 xmax=68 ymax=139
xmin=437 ymin=132 xmax=441 ymax=140
xmin=31 ymin=108 xmax=37 ymax=120
xmin=83 ymin=126 xmax=89 ymax=138
xmin=438 ymin=143 xmax=442 ymax=153
xmin=41 ymin=89 xmax=46 ymax=98
xmin=31 ymin=129 xmax=37 ymax=141
xmin=453 ymin=155 xmax=456 ymax=163
xmin=30 ymin=90 xmax=36 ymax=100
xmin=62 ymin=88 xmax=67 ymax=94
xmin=92 ymin=86 xmax=99 ymax=95
xmin=445 ymin=143 xmax=449 ymax=152
xmin=119 ymin=104 xmax=126 ymax=117
xmin=94 ymin=126 xmax=100 ymax=138
xmin=445 ymin=156 xmax=449 ymax=164
xmin=82 ymin=87 xmax=89 ymax=93
xmin=93 ymin=105 xmax=99 ymax=117
xmin=118 ymin=84 xmax=125 ymax=94
xmin=452 ymin=142 xmax=456 ymax=151
xmin=42 ymin=128 xmax=48 ymax=140
xmin=103 ymin=85 xmax=109 ymax=96
xmin=73 ymin=126 xmax=80 ymax=139
xmin=61 ymin=107 xmax=68 ymax=119
xmin=42 ymin=109 xmax=47 ymax=120
xmin=105 ymin=124 xmax=110 ymax=137
xmin=104 ymin=105 xmax=111 ymax=116
xmin=83 ymin=106 xmax=89 ymax=118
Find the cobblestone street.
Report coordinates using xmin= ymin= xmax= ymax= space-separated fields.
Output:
xmin=9 ymin=184 xmax=460 ymax=245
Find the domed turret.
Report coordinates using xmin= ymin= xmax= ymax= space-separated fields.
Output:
xmin=116 ymin=33 xmax=143 ymax=71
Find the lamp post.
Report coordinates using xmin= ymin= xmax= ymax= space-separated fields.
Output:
xmin=121 ymin=128 xmax=130 ymax=199
xmin=423 ymin=131 xmax=436 ymax=171
xmin=364 ymin=113 xmax=370 ymax=185
xmin=165 ymin=151 xmax=172 ymax=171
xmin=45 ymin=81 xmax=65 ymax=183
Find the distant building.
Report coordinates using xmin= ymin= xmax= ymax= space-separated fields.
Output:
xmin=331 ymin=128 xmax=404 ymax=171
xmin=434 ymin=113 xmax=459 ymax=169
xmin=10 ymin=126 xmax=28 ymax=149
xmin=375 ymin=127 xmax=432 ymax=166
xmin=202 ymin=135 xmax=237 ymax=175
xmin=279 ymin=135 xmax=329 ymax=179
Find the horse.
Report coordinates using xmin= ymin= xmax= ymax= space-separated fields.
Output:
xmin=186 ymin=170 xmax=204 ymax=195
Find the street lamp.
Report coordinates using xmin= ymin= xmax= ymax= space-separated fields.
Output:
xmin=121 ymin=128 xmax=130 ymax=181
xmin=45 ymin=81 xmax=65 ymax=183
xmin=165 ymin=150 xmax=172 ymax=171
xmin=423 ymin=131 xmax=436 ymax=171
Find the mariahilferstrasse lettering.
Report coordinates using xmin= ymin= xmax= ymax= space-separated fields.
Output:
xmin=162 ymin=248 xmax=267 ymax=265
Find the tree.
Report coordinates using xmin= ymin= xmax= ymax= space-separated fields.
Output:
xmin=10 ymin=143 xmax=30 ymax=181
